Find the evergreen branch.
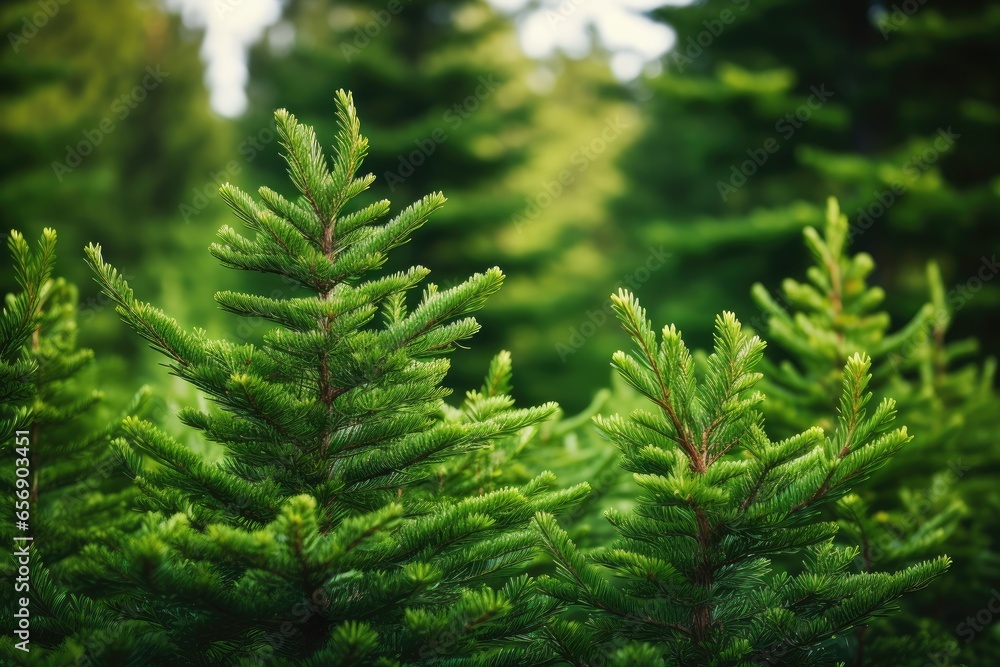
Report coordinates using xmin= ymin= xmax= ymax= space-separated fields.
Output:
xmin=84 ymin=244 xmax=200 ymax=368
xmin=609 ymin=290 xmax=701 ymax=471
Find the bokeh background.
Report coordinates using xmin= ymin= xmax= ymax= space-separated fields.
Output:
xmin=2 ymin=0 xmax=997 ymax=413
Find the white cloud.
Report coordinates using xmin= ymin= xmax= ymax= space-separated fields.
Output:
xmin=167 ymin=0 xmax=284 ymax=117
xmin=495 ymin=0 xmax=684 ymax=79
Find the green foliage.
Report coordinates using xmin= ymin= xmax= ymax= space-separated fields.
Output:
xmin=0 ymin=229 xmax=153 ymax=664
xmin=751 ymin=197 xmax=1000 ymax=664
xmin=241 ymin=0 xmax=537 ymax=400
xmin=0 ymin=0 xmax=234 ymax=371
xmin=750 ymin=198 xmax=934 ymax=437
xmin=534 ymin=290 xmax=949 ymax=666
xmin=617 ymin=0 xmax=1000 ymax=378
xmin=0 ymin=229 xmax=55 ymax=443
xmin=241 ymin=1 xmax=638 ymax=411
xmin=433 ymin=350 xmax=543 ymax=498
xmin=244 ymin=0 xmax=533 ymax=252
xmin=80 ymin=91 xmax=588 ymax=664
xmin=2 ymin=1 xmax=995 ymax=661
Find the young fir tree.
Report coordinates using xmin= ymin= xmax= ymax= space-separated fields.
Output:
xmin=532 ymin=290 xmax=949 ymax=666
xmin=0 ymin=230 xmax=52 ymax=446
xmin=1 ymin=229 xmax=155 ymax=664
xmin=431 ymin=350 xmax=547 ymax=500
xmin=751 ymin=198 xmax=1000 ymax=664
xmin=80 ymin=90 xmax=588 ymax=665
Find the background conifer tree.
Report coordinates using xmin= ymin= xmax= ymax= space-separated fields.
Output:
xmin=433 ymin=350 xmax=546 ymax=499
xmin=1 ymin=229 xmax=155 ymax=664
xmin=81 ymin=90 xmax=588 ymax=665
xmin=612 ymin=0 xmax=1000 ymax=367
xmin=750 ymin=198 xmax=933 ymax=438
xmin=533 ymin=291 xmax=949 ymax=666
xmin=0 ymin=0 xmax=235 ymax=372
xmin=239 ymin=0 xmax=540 ymax=401
xmin=751 ymin=198 xmax=1000 ymax=664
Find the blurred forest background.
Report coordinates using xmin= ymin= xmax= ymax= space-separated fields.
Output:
xmin=2 ymin=0 xmax=997 ymax=413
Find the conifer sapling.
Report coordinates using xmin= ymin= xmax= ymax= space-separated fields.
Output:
xmin=750 ymin=197 xmax=996 ymax=664
xmin=82 ymin=91 xmax=588 ymax=665
xmin=1 ymin=229 xmax=153 ymax=664
xmin=534 ymin=290 xmax=949 ymax=666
